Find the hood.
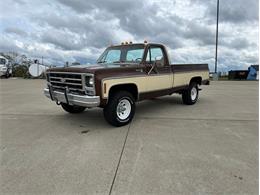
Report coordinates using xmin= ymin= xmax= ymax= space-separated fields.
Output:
xmin=47 ymin=63 xmax=136 ymax=74
xmin=47 ymin=64 xmax=106 ymax=74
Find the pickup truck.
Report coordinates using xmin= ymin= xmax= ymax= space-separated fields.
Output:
xmin=44 ymin=42 xmax=209 ymax=127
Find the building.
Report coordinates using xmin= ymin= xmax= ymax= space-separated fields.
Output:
xmin=228 ymin=70 xmax=249 ymax=80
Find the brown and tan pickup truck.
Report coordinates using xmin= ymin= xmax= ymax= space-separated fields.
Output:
xmin=44 ymin=42 xmax=209 ymax=126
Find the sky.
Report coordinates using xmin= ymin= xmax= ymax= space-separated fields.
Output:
xmin=0 ymin=0 xmax=259 ymax=72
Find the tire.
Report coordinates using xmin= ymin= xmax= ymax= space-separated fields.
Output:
xmin=103 ymin=91 xmax=135 ymax=127
xmin=5 ymin=72 xmax=10 ymax=78
xmin=60 ymin=103 xmax=86 ymax=113
xmin=182 ymin=82 xmax=199 ymax=105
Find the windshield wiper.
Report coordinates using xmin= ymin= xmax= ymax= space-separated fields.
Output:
xmin=112 ymin=60 xmax=125 ymax=63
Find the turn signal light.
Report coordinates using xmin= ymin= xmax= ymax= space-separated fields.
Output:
xmin=104 ymin=83 xmax=107 ymax=94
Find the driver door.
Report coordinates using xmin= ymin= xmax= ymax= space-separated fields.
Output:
xmin=144 ymin=45 xmax=173 ymax=95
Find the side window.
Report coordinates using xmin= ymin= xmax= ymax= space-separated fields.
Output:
xmin=126 ymin=49 xmax=144 ymax=62
xmin=104 ymin=50 xmax=121 ymax=63
xmin=146 ymin=47 xmax=165 ymax=66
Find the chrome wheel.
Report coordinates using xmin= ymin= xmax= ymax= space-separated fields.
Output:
xmin=191 ymin=86 xmax=198 ymax=101
xmin=116 ymin=99 xmax=131 ymax=120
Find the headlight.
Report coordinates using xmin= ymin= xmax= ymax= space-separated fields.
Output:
xmin=85 ymin=75 xmax=94 ymax=87
xmin=85 ymin=75 xmax=95 ymax=96
xmin=89 ymin=77 xmax=94 ymax=86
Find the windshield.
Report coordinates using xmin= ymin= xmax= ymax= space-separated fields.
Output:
xmin=97 ymin=44 xmax=144 ymax=65
xmin=0 ymin=58 xmax=6 ymax=65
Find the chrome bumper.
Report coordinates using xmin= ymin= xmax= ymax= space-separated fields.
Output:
xmin=44 ymin=88 xmax=100 ymax=107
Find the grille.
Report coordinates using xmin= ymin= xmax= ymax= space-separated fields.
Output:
xmin=48 ymin=72 xmax=84 ymax=91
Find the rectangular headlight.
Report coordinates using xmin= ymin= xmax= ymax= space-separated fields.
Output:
xmin=85 ymin=75 xmax=94 ymax=87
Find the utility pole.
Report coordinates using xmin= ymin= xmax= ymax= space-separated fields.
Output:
xmin=215 ymin=0 xmax=219 ymax=74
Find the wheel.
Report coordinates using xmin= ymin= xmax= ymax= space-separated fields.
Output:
xmin=103 ymin=91 xmax=135 ymax=127
xmin=60 ymin=103 xmax=86 ymax=113
xmin=5 ymin=72 xmax=10 ymax=78
xmin=182 ymin=82 xmax=199 ymax=105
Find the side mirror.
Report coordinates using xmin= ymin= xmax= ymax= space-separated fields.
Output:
xmin=154 ymin=56 xmax=163 ymax=66
xmin=155 ymin=56 xmax=163 ymax=61
xmin=148 ymin=56 xmax=162 ymax=75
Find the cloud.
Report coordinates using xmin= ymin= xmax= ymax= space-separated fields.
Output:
xmin=0 ymin=0 xmax=258 ymax=71
xmin=0 ymin=36 xmax=24 ymax=52
xmin=4 ymin=27 xmax=28 ymax=37
xmin=223 ymin=37 xmax=255 ymax=50
xmin=194 ymin=0 xmax=259 ymax=24
xmin=183 ymin=22 xmax=216 ymax=45
xmin=57 ymin=0 xmax=142 ymax=14
xmin=217 ymin=0 xmax=258 ymax=23
xmin=41 ymin=29 xmax=86 ymax=50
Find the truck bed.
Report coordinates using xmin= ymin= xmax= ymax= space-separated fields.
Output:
xmin=171 ymin=64 xmax=209 ymax=73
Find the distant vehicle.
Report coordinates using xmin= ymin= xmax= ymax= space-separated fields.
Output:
xmin=247 ymin=65 xmax=259 ymax=80
xmin=44 ymin=42 xmax=210 ymax=127
xmin=0 ymin=55 xmax=12 ymax=78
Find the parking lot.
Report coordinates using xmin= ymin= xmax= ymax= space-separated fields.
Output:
xmin=0 ymin=79 xmax=258 ymax=194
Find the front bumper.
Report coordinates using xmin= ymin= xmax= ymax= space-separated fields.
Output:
xmin=44 ymin=88 xmax=100 ymax=107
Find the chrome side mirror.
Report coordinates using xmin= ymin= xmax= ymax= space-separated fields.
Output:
xmin=154 ymin=56 xmax=163 ymax=65
xmin=155 ymin=56 xmax=163 ymax=61
xmin=148 ymin=56 xmax=162 ymax=75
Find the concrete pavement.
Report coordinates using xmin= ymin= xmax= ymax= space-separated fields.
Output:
xmin=0 ymin=79 xmax=258 ymax=194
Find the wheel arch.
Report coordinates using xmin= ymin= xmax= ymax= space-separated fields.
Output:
xmin=108 ymin=83 xmax=139 ymax=101
xmin=190 ymin=76 xmax=202 ymax=85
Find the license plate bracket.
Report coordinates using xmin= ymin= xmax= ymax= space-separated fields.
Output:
xmin=64 ymin=87 xmax=69 ymax=105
